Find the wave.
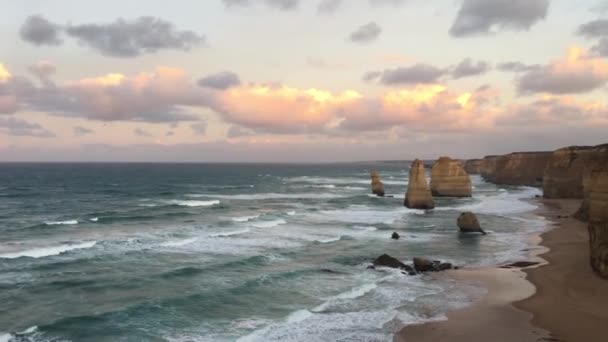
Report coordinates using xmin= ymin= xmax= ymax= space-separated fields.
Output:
xmin=314 ymin=236 xmax=342 ymax=244
xmin=209 ymin=229 xmax=251 ymax=237
xmin=186 ymin=193 xmax=347 ymax=200
xmin=435 ymin=187 xmax=540 ymax=215
xmin=166 ymin=200 xmax=220 ymax=207
xmin=232 ymin=214 xmax=261 ymax=222
xmin=89 ymin=217 xmax=99 ymax=222
xmin=251 ymin=219 xmax=287 ymax=228
xmin=312 ymin=282 xmax=378 ymax=312
xmin=286 ymin=211 xmax=296 ymax=216
xmin=44 ymin=220 xmax=78 ymax=226
xmin=160 ymin=238 xmax=198 ymax=247
xmin=0 ymin=241 xmax=97 ymax=259
xmin=285 ymin=176 xmax=407 ymax=186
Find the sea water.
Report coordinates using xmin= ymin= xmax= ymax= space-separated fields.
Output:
xmin=0 ymin=162 xmax=545 ymax=341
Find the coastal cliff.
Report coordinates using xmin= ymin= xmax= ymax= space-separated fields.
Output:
xmin=405 ymin=159 xmax=435 ymax=209
xmin=493 ymin=152 xmax=552 ymax=187
xmin=430 ymin=157 xmax=472 ymax=197
xmin=542 ymin=146 xmax=604 ymax=199
xmin=589 ymin=169 xmax=608 ymax=278
xmin=574 ymin=145 xmax=608 ymax=221
xmin=464 ymin=159 xmax=483 ymax=174
xmin=480 ymin=156 xmax=498 ymax=183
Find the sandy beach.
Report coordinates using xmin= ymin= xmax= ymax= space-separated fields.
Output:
xmin=396 ymin=198 xmax=608 ymax=342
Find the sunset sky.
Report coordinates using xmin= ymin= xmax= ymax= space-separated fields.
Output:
xmin=1 ymin=0 xmax=608 ymax=162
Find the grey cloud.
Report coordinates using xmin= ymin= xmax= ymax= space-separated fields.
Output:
xmin=73 ymin=126 xmax=94 ymax=136
xmin=450 ymin=0 xmax=549 ymax=37
xmin=450 ymin=58 xmax=491 ymax=79
xmin=369 ymin=0 xmax=407 ymax=6
xmin=0 ymin=117 xmax=54 ymax=137
xmin=349 ymin=22 xmax=382 ymax=43
xmin=20 ymin=15 xmax=62 ymax=46
xmin=226 ymin=125 xmax=254 ymax=138
xmin=222 ymin=0 xmax=250 ymax=6
xmin=198 ymin=71 xmax=241 ymax=90
xmin=517 ymin=66 xmax=608 ymax=95
xmin=497 ymin=61 xmax=540 ymax=73
xmin=317 ymin=0 xmax=342 ymax=13
xmin=64 ymin=17 xmax=205 ymax=57
xmin=577 ymin=19 xmax=608 ymax=38
xmin=592 ymin=37 xmax=608 ymax=57
xmin=191 ymin=121 xmax=208 ymax=136
xmin=362 ymin=71 xmax=382 ymax=82
xmin=373 ymin=64 xmax=446 ymax=85
xmin=134 ymin=128 xmax=153 ymax=137
xmin=223 ymin=0 xmax=299 ymax=10
xmin=28 ymin=61 xmax=56 ymax=84
xmin=166 ymin=131 xmax=175 ymax=136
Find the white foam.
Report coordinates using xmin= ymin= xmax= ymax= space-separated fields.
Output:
xmin=186 ymin=193 xmax=346 ymax=200
xmin=232 ymin=215 xmax=261 ymax=222
xmin=161 ymin=238 xmax=198 ymax=247
xmin=18 ymin=326 xmax=37 ymax=334
xmin=0 ymin=241 xmax=97 ymax=259
xmin=45 ymin=220 xmax=78 ymax=225
xmin=167 ymin=200 xmax=220 ymax=207
xmin=313 ymin=283 xmax=378 ymax=312
xmin=286 ymin=309 xmax=314 ymax=324
xmin=436 ymin=187 xmax=540 ymax=215
xmin=285 ymin=176 xmax=407 ymax=186
xmin=315 ymin=236 xmax=341 ymax=244
xmin=89 ymin=217 xmax=99 ymax=222
xmin=313 ymin=206 xmax=414 ymax=224
xmin=352 ymin=225 xmax=378 ymax=231
xmin=209 ymin=229 xmax=251 ymax=237
xmin=286 ymin=211 xmax=296 ymax=216
xmin=251 ymin=219 xmax=287 ymax=228
xmin=0 ymin=333 xmax=10 ymax=342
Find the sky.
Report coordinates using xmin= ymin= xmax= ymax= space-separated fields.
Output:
xmin=1 ymin=0 xmax=608 ymax=162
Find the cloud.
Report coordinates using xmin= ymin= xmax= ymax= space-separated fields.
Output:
xmin=0 ymin=64 xmax=18 ymax=114
xmin=450 ymin=58 xmax=491 ymax=79
xmin=349 ymin=22 xmax=382 ymax=43
xmin=226 ymin=125 xmax=254 ymax=138
xmin=134 ymin=127 xmax=152 ymax=137
xmin=222 ymin=0 xmax=300 ymax=10
xmin=28 ymin=61 xmax=56 ymax=84
xmin=317 ymin=0 xmax=342 ymax=13
xmin=450 ymin=0 xmax=549 ymax=37
xmin=64 ymin=17 xmax=205 ymax=57
xmin=516 ymin=47 xmax=608 ymax=94
xmin=73 ymin=126 xmax=94 ymax=136
xmin=14 ymin=66 xmax=211 ymax=122
xmin=19 ymin=15 xmax=62 ymax=46
xmin=0 ymin=117 xmax=54 ymax=137
xmin=306 ymin=58 xmax=350 ymax=70
xmin=577 ymin=19 xmax=608 ymax=38
xmin=368 ymin=64 xmax=446 ymax=85
xmin=198 ymin=71 xmax=241 ymax=90
xmin=191 ymin=121 xmax=207 ymax=136
xmin=497 ymin=61 xmax=540 ymax=73
xmin=369 ymin=0 xmax=408 ymax=6
xmin=592 ymin=38 xmax=608 ymax=57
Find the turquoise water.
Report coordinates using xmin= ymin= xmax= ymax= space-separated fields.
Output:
xmin=0 ymin=163 xmax=544 ymax=341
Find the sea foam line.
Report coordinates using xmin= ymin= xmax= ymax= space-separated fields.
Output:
xmin=44 ymin=219 xmax=78 ymax=225
xmin=167 ymin=200 xmax=221 ymax=207
xmin=0 ymin=241 xmax=97 ymax=259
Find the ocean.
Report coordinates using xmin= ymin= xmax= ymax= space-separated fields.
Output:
xmin=0 ymin=162 xmax=546 ymax=342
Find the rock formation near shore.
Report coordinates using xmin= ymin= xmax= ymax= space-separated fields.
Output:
xmin=464 ymin=159 xmax=484 ymax=174
xmin=405 ymin=159 xmax=435 ymax=209
xmin=430 ymin=157 xmax=472 ymax=197
xmin=543 ymin=145 xmax=608 ymax=199
xmin=574 ymin=145 xmax=608 ymax=221
xmin=493 ymin=152 xmax=552 ymax=187
xmin=457 ymin=212 xmax=486 ymax=234
xmin=480 ymin=155 xmax=498 ymax=183
xmin=588 ymin=169 xmax=608 ymax=278
xmin=370 ymin=170 xmax=385 ymax=197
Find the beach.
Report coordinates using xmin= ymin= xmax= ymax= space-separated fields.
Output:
xmin=396 ymin=198 xmax=608 ymax=342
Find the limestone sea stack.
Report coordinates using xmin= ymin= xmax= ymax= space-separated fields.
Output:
xmin=404 ymin=159 xmax=435 ymax=209
xmin=588 ymin=169 xmax=608 ymax=278
xmin=370 ymin=170 xmax=385 ymax=197
xmin=430 ymin=156 xmax=472 ymax=197
xmin=464 ymin=159 xmax=484 ymax=174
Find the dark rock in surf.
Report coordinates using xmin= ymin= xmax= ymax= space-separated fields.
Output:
xmin=391 ymin=232 xmax=400 ymax=240
xmin=372 ymin=254 xmax=415 ymax=274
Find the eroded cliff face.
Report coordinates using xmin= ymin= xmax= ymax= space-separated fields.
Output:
xmin=430 ymin=156 xmax=472 ymax=197
xmin=543 ymin=145 xmax=608 ymax=199
xmin=404 ymin=159 xmax=435 ymax=209
xmin=464 ymin=159 xmax=484 ymax=174
xmin=574 ymin=145 xmax=608 ymax=221
xmin=588 ymin=169 xmax=608 ymax=278
xmin=480 ymin=156 xmax=498 ymax=183
xmin=493 ymin=152 xmax=552 ymax=187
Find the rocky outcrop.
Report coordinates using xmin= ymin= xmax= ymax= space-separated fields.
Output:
xmin=480 ymin=155 xmax=498 ymax=183
xmin=457 ymin=212 xmax=487 ymax=234
xmin=370 ymin=170 xmax=385 ymax=197
xmin=493 ymin=152 xmax=552 ymax=187
xmin=464 ymin=159 xmax=484 ymax=174
xmin=404 ymin=159 xmax=435 ymax=209
xmin=588 ymin=168 xmax=608 ymax=278
xmin=543 ymin=145 xmax=608 ymax=199
xmin=430 ymin=156 xmax=472 ymax=197
xmin=372 ymin=254 xmax=415 ymax=274
xmin=413 ymin=257 xmax=453 ymax=273
xmin=574 ymin=145 xmax=608 ymax=221
xmin=391 ymin=232 xmax=400 ymax=240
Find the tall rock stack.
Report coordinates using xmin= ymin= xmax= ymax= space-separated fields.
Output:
xmin=405 ymin=159 xmax=435 ymax=209
xmin=430 ymin=157 xmax=472 ymax=197
xmin=370 ymin=170 xmax=385 ymax=197
xmin=588 ymin=169 xmax=608 ymax=278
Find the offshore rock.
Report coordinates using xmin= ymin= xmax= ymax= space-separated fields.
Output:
xmin=404 ymin=159 xmax=435 ymax=209
xmin=430 ymin=156 xmax=472 ymax=197
xmin=457 ymin=212 xmax=487 ymax=234
xmin=370 ymin=170 xmax=385 ymax=197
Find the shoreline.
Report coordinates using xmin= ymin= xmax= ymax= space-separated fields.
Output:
xmin=395 ymin=197 xmax=608 ymax=342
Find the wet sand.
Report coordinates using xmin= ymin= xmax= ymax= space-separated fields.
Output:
xmin=395 ymin=198 xmax=608 ymax=342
